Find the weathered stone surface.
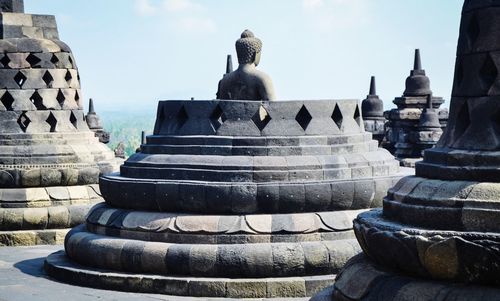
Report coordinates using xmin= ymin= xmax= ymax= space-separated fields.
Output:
xmin=0 ymin=3 xmax=117 ymax=246
xmin=45 ymin=28 xmax=411 ymax=299
xmin=327 ymin=3 xmax=500 ymax=299
xmin=331 ymin=255 xmax=500 ymax=301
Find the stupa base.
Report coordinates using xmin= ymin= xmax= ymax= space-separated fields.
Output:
xmin=45 ymin=250 xmax=335 ymax=298
xmin=330 ymin=254 xmax=500 ymax=301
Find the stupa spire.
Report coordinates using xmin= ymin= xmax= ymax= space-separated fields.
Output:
xmin=225 ymin=54 xmax=233 ymax=74
xmin=413 ymin=49 xmax=422 ymax=71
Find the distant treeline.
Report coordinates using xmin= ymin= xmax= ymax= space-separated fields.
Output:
xmin=101 ymin=111 xmax=156 ymax=157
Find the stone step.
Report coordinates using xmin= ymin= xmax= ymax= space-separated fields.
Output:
xmin=45 ymin=249 xmax=336 ymax=298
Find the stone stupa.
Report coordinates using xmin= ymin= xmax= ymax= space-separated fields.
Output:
xmin=384 ymin=49 xmax=448 ymax=167
xmin=0 ymin=0 xmax=117 ymax=246
xmin=85 ymin=98 xmax=110 ymax=144
xmin=45 ymin=29 xmax=410 ymax=298
xmin=361 ymin=76 xmax=385 ymax=145
xmin=331 ymin=1 xmax=500 ymax=300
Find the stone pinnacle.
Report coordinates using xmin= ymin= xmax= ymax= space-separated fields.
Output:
xmin=226 ymin=55 xmax=233 ymax=74
xmin=369 ymin=76 xmax=377 ymax=96
xmin=414 ymin=49 xmax=422 ymax=71
xmin=88 ymin=98 xmax=95 ymax=115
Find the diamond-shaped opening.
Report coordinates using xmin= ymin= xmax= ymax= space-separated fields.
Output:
xmin=46 ymin=112 xmax=57 ymax=132
xmin=332 ymin=104 xmax=343 ymax=130
xmin=17 ymin=111 xmax=31 ymax=132
xmin=0 ymin=55 xmax=10 ymax=68
xmin=70 ymin=111 xmax=78 ymax=128
xmin=56 ymin=89 xmax=66 ymax=105
xmin=480 ymin=54 xmax=498 ymax=89
xmin=353 ymin=105 xmax=362 ymax=126
xmin=29 ymin=91 xmax=46 ymax=110
xmin=65 ymin=70 xmax=73 ymax=82
xmin=68 ymin=55 xmax=74 ymax=66
xmin=42 ymin=71 xmax=54 ymax=86
xmin=26 ymin=53 xmax=41 ymax=67
xmin=1 ymin=91 xmax=14 ymax=110
xmin=252 ymin=105 xmax=271 ymax=132
xmin=50 ymin=54 xmax=59 ymax=64
xmin=296 ymin=105 xmax=312 ymax=131
xmin=176 ymin=105 xmax=189 ymax=128
xmin=14 ymin=71 xmax=27 ymax=88
xmin=74 ymin=90 xmax=80 ymax=102
xmin=209 ymin=104 xmax=226 ymax=131
xmin=454 ymin=101 xmax=470 ymax=141
xmin=467 ymin=14 xmax=480 ymax=48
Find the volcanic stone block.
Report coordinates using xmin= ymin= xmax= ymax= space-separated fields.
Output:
xmin=47 ymin=206 xmax=69 ymax=228
xmin=23 ymin=208 xmax=48 ymax=229
xmin=189 ymin=281 xmax=226 ymax=297
xmin=31 ymin=14 xmax=56 ymax=28
xmin=189 ymin=245 xmax=217 ymax=275
xmin=1 ymin=12 xmax=31 ymax=26
xmin=0 ymin=0 xmax=24 ymax=13
xmin=267 ymin=278 xmax=306 ymax=298
xmin=226 ymin=280 xmax=267 ymax=298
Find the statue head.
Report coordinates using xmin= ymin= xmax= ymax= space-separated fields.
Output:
xmin=235 ymin=30 xmax=262 ymax=66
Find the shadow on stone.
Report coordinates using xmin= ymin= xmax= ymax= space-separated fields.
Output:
xmin=14 ymin=257 xmax=47 ymax=278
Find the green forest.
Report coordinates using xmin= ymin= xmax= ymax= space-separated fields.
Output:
xmin=101 ymin=111 xmax=156 ymax=157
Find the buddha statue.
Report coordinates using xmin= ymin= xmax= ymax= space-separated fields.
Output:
xmin=217 ymin=30 xmax=276 ymax=101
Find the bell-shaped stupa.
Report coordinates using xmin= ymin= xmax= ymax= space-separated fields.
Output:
xmin=85 ymin=98 xmax=110 ymax=144
xmin=384 ymin=49 xmax=448 ymax=167
xmin=45 ymin=29 xmax=410 ymax=299
xmin=331 ymin=1 xmax=500 ymax=300
xmin=0 ymin=0 xmax=117 ymax=246
xmin=361 ymin=76 xmax=385 ymax=145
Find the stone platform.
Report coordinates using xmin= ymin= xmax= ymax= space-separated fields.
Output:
xmin=0 ymin=244 xmax=332 ymax=301
xmin=46 ymin=99 xmax=411 ymax=298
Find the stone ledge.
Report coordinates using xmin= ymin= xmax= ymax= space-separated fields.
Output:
xmin=84 ymin=204 xmax=365 ymax=243
xmin=331 ymin=254 xmax=500 ymax=301
xmin=45 ymin=250 xmax=336 ymax=298
xmin=100 ymin=172 xmax=407 ymax=214
xmin=0 ymin=228 xmax=68 ymax=246
xmin=64 ymin=225 xmax=360 ymax=279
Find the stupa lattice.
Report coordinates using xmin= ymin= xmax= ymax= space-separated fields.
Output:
xmin=0 ymin=0 xmax=117 ymax=246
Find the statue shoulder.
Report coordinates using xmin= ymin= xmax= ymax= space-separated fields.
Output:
xmin=253 ymin=70 xmax=273 ymax=85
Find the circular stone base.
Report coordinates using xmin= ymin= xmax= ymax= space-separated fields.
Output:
xmin=45 ymin=251 xmax=335 ymax=298
xmin=354 ymin=209 xmax=500 ymax=286
xmin=0 ymin=228 xmax=69 ymax=246
xmin=331 ymin=254 xmax=500 ymax=301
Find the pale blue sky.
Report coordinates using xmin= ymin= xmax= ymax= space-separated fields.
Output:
xmin=26 ymin=0 xmax=463 ymax=114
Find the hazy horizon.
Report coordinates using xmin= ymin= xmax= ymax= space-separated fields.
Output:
xmin=26 ymin=0 xmax=463 ymax=114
